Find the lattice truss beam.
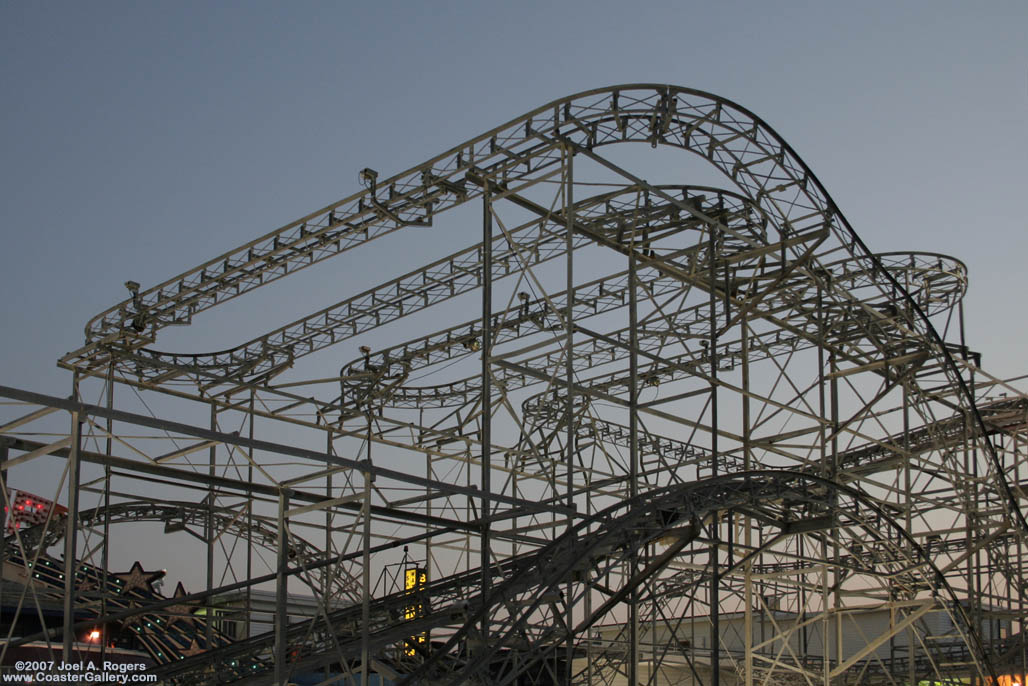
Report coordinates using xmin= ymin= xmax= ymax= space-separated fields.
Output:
xmin=2 ymin=85 xmax=1027 ymax=685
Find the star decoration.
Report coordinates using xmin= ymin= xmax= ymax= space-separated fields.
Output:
xmin=163 ymin=582 xmax=199 ymax=627
xmin=113 ymin=561 xmax=165 ymax=595
xmin=179 ymin=638 xmax=205 ymax=657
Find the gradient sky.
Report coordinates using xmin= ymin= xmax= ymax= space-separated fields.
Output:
xmin=2 ymin=1 xmax=1027 ymax=398
xmin=1 ymin=0 xmax=1026 ymax=598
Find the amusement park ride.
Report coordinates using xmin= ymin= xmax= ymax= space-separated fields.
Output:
xmin=1 ymin=85 xmax=1026 ymax=685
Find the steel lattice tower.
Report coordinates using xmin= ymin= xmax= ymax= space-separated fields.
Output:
xmin=2 ymin=84 xmax=1026 ymax=685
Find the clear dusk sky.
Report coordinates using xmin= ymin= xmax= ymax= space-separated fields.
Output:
xmin=2 ymin=2 xmax=1027 ymax=395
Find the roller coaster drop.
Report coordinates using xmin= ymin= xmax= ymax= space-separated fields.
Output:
xmin=1 ymin=85 xmax=1026 ymax=685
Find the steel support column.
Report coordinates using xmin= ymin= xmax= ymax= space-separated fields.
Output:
xmin=361 ymin=416 xmax=373 ymax=685
xmin=481 ymin=178 xmax=493 ymax=639
xmin=206 ymin=402 xmax=217 ymax=650
xmin=62 ymin=404 xmax=82 ymax=662
xmin=742 ymin=315 xmax=753 ymax=686
xmin=274 ymin=491 xmax=289 ymax=685
xmin=709 ymin=215 xmax=721 ymax=686
xmin=628 ymin=233 xmax=640 ymax=686
xmin=563 ymin=145 xmax=576 ymax=683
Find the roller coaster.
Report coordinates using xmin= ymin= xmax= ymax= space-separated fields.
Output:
xmin=1 ymin=84 xmax=1026 ymax=685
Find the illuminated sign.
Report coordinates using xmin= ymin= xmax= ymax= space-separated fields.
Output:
xmin=404 ymin=566 xmax=428 ymax=657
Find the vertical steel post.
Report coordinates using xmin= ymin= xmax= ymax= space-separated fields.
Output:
xmin=816 ymin=275 xmax=839 ymax=684
xmin=324 ymin=428 xmax=333 ymax=684
xmin=97 ymin=364 xmax=115 ymax=658
xmin=816 ymin=275 xmax=828 ymax=679
xmin=830 ymin=348 xmax=841 ymax=674
xmin=563 ymin=145 xmax=576 ymax=681
xmin=585 ymin=480 xmax=594 ymax=685
xmin=628 ymin=236 xmax=640 ymax=686
xmin=827 ymin=299 xmax=840 ymax=671
xmin=101 ymin=365 xmax=114 ymax=662
xmin=361 ymin=413 xmax=373 ymax=685
xmin=903 ymin=379 xmax=915 ymax=685
xmin=481 ymin=178 xmax=493 ymax=637
xmin=1020 ymin=521 xmax=1026 ymax=686
xmin=62 ymin=404 xmax=82 ymax=662
xmin=206 ymin=402 xmax=217 ymax=649
xmin=708 ymin=217 xmax=720 ymax=686
xmin=742 ymin=316 xmax=753 ymax=686
xmin=816 ymin=278 xmax=829 ymax=685
xmin=274 ymin=491 xmax=289 ymax=686
xmin=424 ymin=408 xmax=433 ymax=600
xmin=246 ymin=391 xmax=255 ymax=642
xmin=958 ymin=297 xmax=981 ymax=686
xmin=968 ymin=390 xmax=981 ymax=686
xmin=325 ymin=428 xmax=333 ymax=602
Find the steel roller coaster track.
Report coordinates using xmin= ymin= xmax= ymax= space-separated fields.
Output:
xmin=2 ymin=84 xmax=1027 ymax=685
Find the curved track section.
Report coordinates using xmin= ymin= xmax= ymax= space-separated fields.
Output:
xmin=406 ymin=471 xmax=995 ymax=686
xmin=8 ymin=84 xmax=1017 ymax=686
xmin=60 ymin=84 xmax=1017 ymax=535
xmin=4 ymin=500 xmax=359 ymax=605
xmin=338 ymin=246 xmax=966 ymax=412
xmin=151 ymin=472 xmax=995 ymax=685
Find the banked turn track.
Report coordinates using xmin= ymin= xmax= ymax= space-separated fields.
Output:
xmin=0 ymin=85 xmax=1024 ymax=685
